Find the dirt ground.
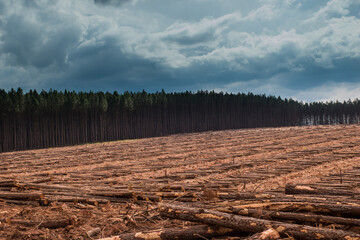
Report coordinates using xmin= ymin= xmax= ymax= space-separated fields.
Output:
xmin=0 ymin=124 xmax=359 ymax=239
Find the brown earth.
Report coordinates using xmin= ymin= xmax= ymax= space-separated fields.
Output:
xmin=0 ymin=124 xmax=359 ymax=239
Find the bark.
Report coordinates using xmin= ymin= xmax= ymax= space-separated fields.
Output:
xmin=159 ymin=203 xmax=360 ymax=240
xmin=0 ymin=180 xmax=19 ymax=187
xmin=285 ymin=184 xmax=359 ymax=196
xmin=231 ymin=208 xmax=360 ymax=226
xmin=5 ymin=218 xmax=72 ymax=228
xmin=218 ymin=192 xmax=273 ymax=200
xmin=0 ymin=192 xmax=44 ymax=200
xmin=0 ymin=199 xmax=39 ymax=206
xmin=31 ymin=177 xmax=53 ymax=183
xmin=154 ymin=192 xmax=197 ymax=198
xmin=230 ymin=202 xmax=360 ymax=218
xmin=97 ymin=225 xmax=243 ymax=240
xmin=47 ymin=197 xmax=109 ymax=205
xmin=88 ymin=191 xmax=135 ymax=198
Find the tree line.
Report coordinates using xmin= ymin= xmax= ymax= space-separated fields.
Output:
xmin=0 ymin=88 xmax=359 ymax=152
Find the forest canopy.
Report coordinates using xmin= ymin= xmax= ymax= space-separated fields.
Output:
xmin=0 ymin=88 xmax=359 ymax=152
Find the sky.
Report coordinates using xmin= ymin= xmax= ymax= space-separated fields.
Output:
xmin=0 ymin=0 xmax=360 ymax=102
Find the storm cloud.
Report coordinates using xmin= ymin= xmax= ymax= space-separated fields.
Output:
xmin=94 ymin=0 xmax=135 ymax=6
xmin=0 ymin=0 xmax=359 ymax=102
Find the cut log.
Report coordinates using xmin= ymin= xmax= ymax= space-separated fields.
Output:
xmin=88 ymin=191 xmax=135 ymax=198
xmin=0 ymin=192 xmax=44 ymax=200
xmin=285 ymin=184 xmax=359 ymax=196
xmin=0 ymin=180 xmax=19 ymax=187
xmin=97 ymin=225 xmax=244 ymax=240
xmin=0 ymin=199 xmax=39 ymax=207
xmin=47 ymin=197 xmax=109 ymax=205
xmin=31 ymin=177 xmax=53 ymax=183
xmin=218 ymin=192 xmax=273 ymax=200
xmin=5 ymin=218 xmax=72 ymax=228
xmin=231 ymin=208 xmax=360 ymax=226
xmin=230 ymin=202 xmax=360 ymax=218
xmin=159 ymin=203 xmax=360 ymax=240
xmin=154 ymin=192 xmax=197 ymax=198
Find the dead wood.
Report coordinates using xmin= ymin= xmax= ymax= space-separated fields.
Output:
xmin=88 ymin=191 xmax=136 ymax=198
xmin=0 ymin=192 xmax=44 ymax=200
xmin=285 ymin=184 xmax=359 ymax=196
xmin=159 ymin=203 xmax=360 ymax=240
xmin=0 ymin=180 xmax=19 ymax=187
xmin=31 ymin=177 xmax=53 ymax=184
xmin=218 ymin=192 xmax=274 ymax=200
xmin=231 ymin=208 xmax=360 ymax=226
xmin=0 ymin=198 xmax=40 ymax=206
xmin=5 ymin=218 xmax=72 ymax=229
xmin=97 ymin=225 xmax=243 ymax=240
xmin=229 ymin=202 xmax=360 ymax=218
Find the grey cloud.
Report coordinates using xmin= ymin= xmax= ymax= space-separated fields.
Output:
xmin=163 ymin=31 xmax=215 ymax=46
xmin=161 ymin=13 xmax=241 ymax=47
xmin=0 ymin=2 xmax=5 ymax=14
xmin=94 ymin=0 xmax=134 ymax=6
xmin=1 ymin=13 xmax=81 ymax=69
xmin=0 ymin=0 xmax=359 ymax=103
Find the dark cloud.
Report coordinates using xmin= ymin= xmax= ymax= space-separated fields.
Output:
xmin=163 ymin=31 xmax=215 ymax=46
xmin=94 ymin=0 xmax=133 ymax=6
xmin=0 ymin=0 xmax=359 ymax=102
xmin=49 ymin=34 xmax=173 ymax=92
xmin=0 ymin=2 xmax=5 ymax=14
xmin=1 ymin=13 xmax=81 ymax=69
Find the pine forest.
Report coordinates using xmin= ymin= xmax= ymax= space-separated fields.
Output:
xmin=0 ymin=88 xmax=359 ymax=153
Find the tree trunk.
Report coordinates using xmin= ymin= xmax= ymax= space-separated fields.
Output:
xmin=229 ymin=202 xmax=360 ymax=218
xmin=5 ymin=218 xmax=72 ymax=229
xmin=0 ymin=192 xmax=44 ymax=200
xmin=285 ymin=184 xmax=359 ymax=196
xmin=97 ymin=225 xmax=244 ymax=240
xmin=159 ymin=203 xmax=360 ymax=240
xmin=232 ymin=208 xmax=360 ymax=226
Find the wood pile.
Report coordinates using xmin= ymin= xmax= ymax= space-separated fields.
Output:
xmin=98 ymin=165 xmax=360 ymax=240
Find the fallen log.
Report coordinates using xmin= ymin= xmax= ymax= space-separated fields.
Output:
xmin=159 ymin=185 xmax=185 ymax=192
xmin=97 ymin=225 xmax=244 ymax=240
xmin=0 ymin=192 xmax=44 ymax=200
xmin=31 ymin=177 xmax=53 ymax=184
xmin=0 ymin=198 xmax=39 ymax=207
xmin=218 ymin=192 xmax=273 ymax=200
xmin=231 ymin=208 xmax=360 ymax=226
xmin=285 ymin=184 xmax=359 ymax=196
xmin=5 ymin=218 xmax=72 ymax=229
xmin=47 ymin=197 xmax=109 ymax=205
xmin=0 ymin=180 xmax=19 ymax=187
xmin=154 ymin=192 xmax=197 ymax=198
xmin=88 ymin=191 xmax=135 ymax=198
xmin=159 ymin=203 xmax=360 ymax=240
xmin=229 ymin=202 xmax=360 ymax=218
